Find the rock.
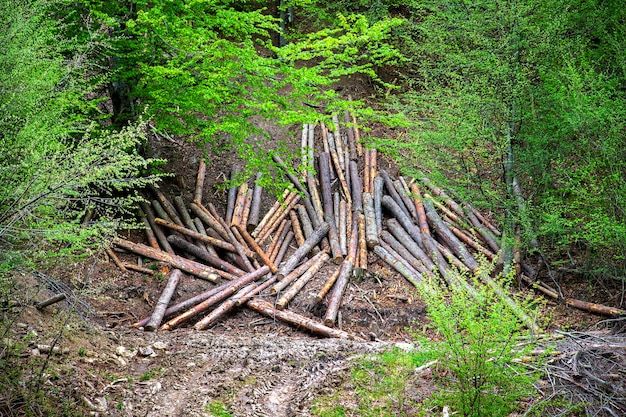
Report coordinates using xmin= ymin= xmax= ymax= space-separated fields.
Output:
xmin=116 ymin=345 xmax=136 ymax=358
xmin=138 ymin=346 xmax=155 ymax=357
xmin=152 ymin=341 xmax=168 ymax=350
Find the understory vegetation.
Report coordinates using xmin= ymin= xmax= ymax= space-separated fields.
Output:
xmin=1 ymin=0 xmax=624 ymax=415
xmin=313 ymin=263 xmax=546 ymax=417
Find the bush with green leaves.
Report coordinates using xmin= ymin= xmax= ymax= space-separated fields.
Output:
xmin=385 ymin=0 xmax=626 ymax=275
xmin=416 ymin=264 xmax=541 ymax=417
xmin=0 ymin=0 xmax=161 ymax=268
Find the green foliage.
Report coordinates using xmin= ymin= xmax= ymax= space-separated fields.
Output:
xmin=416 ymin=264 xmax=541 ymax=417
xmin=312 ymin=348 xmax=433 ymax=416
xmin=385 ymin=0 xmax=626 ymax=274
xmin=0 ymin=0 xmax=162 ymax=267
xmin=206 ymin=400 xmax=233 ymax=417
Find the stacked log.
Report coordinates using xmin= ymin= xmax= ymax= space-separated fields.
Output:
xmin=113 ymin=114 xmax=625 ymax=340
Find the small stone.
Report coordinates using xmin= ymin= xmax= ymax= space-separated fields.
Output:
xmin=116 ymin=345 xmax=136 ymax=358
xmin=138 ymin=346 xmax=155 ymax=357
xmin=152 ymin=341 xmax=167 ymax=350
xmin=151 ymin=381 xmax=162 ymax=394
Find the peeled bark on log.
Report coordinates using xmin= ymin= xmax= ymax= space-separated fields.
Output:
xmin=247 ymin=173 xmax=264 ymax=232
xmin=425 ymin=194 xmax=462 ymax=225
xmin=319 ymin=153 xmax=343 ymax=263
xmin=167 ymin=235 xmax=242 ymax=279
xmin=231 ymin=183 xmax=249 ymax=227
xmin=323 ymin=260 xmax=353 ymax=328
xmin=149 ymin=184 xmax=184 ymax=227
xmin=134 ymin=267 xmax=270 ymax=328
xmin=233 ymin=224 xmax=277 ymax=273
xmin=327 ymin=133 xmax=351 ymax=203
xmin=257 ymin=193 xmax=301 ymax=244
xmin=435 ymin=241 xmax=470 ymax=273
xmin=255 ymin=191 xmax=297 ymax=239
xmin=155 ymin=217 xmax=255 ymax=258
xmin=174 ymin=196 xmax=211 ymax=257
xmin=380 ymin=231 xmax=431 ymax=277
xmin=364 ymin=149 xmax=371 ymax=194
xmin=174 ymin=196 xmax=198 ymax=233
xmin=290 ymin=209 xmax=305 ymax=247
xmin=306 ymin=174 xmax=324 ymax=223
xmin=145 ymin=269 xmax=183 ymax=331
xmin=386 ymin=219 xmax=436 ymax=273
xmin=339 ymin=200 xmax=347 ymax=255
xmin=297 ymin=205 xmax=314 ymax=238
xmin=332 ymin=114 xmax=345 ymax=173
xmin=369 ymin=149 xmax=377 ymax=197
xmin=422 ymin=233 xmax=452 ymax=283
xmin=380 ymin=170 xmax=412 ymax=219
xmin=464 ymin=204 xmax=500 ymax=253
xmin=236 ymin=276 xmax=278 ymax=306
xmin=267 ymin=219 xmax=290 ymax=262
xmin=151 ymin=199 xmax=172 ymax=222
xmin=467 ymin=203 xmax=501 ymax=237
xmin=419 ymin=176 xmax=464 ymax=217
xmin=409 ymin=183 xmax=430 ymax=235
xmin=349 ymin=161 xmax=363 ymax=213
xmin=344 ymin=150 xmax=351 ymax=200
xmin=448 ymin=224 xmax=496 ymax=260
xmin=246 ymin=298 xmax=361 ymax=340
xmin=140 ymin=212 xmax=160 ymax=250
xmin=124 ymin=262 xmax=156 ymax=275
xmin=241 ymin=188 xmax=253 ymax=228
xmin=373 ymin=176 xmax=383 ymax=234
xmin=520 ymin=274 xmax=626 ymax=317
xmin=324 ymin=217 xmax=357 ymax=327
xmin=209 ymin=205 xmax=255 ymax=273
xmin=394 ymin=179 xmax=418 ymax=219
xmin=333 ymin=192 xmax=340 ymax=231
xmin=363 ymin=193 xmax=379 ymax=248
xmin=113 ymin=238 xmax=220 ymax=282
xmin=356 ymin=213 xmax=368 ymax=273
xmin=225 ymin=166 xmax=241 ymax=225
xmin=194 ymin=159 xmax=207 ymax=204
xmin=105 ymin=246 xmax=127 ymax=272
xmin=195 ymin=283 xmax=257 ymax=329
xmin=193 ymin=217 xmax=219 ymax=257
xmin=273 ymin=230 xmax=294 ymax=266
xmin=316 ymin=266 xmax=341 ymax=303
xmin=190 ymin=202 xmax=230 ymax=241
xmin=35 ymin=294 xmax=67 ymax=310
xmin=276 ymin=252 xmax=330 ymax=309
xmin=423 ymin=198 xmax=479 ymax=271
xmin=307 ymin=124 xmax=315 ymax=167
xmin=382 ymin=195 xmax=423 ymax=248
xmin=375 ymin=243 xmax=422 ymax=288
xmin=163 ymin=265 xmax=271 ymax=330
xmin=272 ymin=250 xmax=329 ymax=293
xmin=276 ymin=222 xmax=330 ymax=280
xmin=142 ymin=202 xmax=175 ymax=254
xmin=253 ymin=189 xmax=290 ymax=237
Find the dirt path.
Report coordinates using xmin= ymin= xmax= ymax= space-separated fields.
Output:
xmin=78 ymin=327 xmax=394 ymax=416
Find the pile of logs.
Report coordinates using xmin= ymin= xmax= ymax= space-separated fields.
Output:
xmin=112 ymin=111 xmax=625 ymax=339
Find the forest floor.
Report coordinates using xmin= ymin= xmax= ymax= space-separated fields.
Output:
xmin=4 ymin=79 xmax=626 ymax=417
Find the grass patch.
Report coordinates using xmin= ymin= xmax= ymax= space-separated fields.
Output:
xmin=312 ymin=348 xmax=435 ymax=416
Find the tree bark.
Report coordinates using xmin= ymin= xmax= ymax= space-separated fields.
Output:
xmin=145 ymin=269 xmax=183 ymax=331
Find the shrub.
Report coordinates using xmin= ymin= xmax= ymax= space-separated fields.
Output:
xmin=416 ymin=263 xmax=542 ymax=416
